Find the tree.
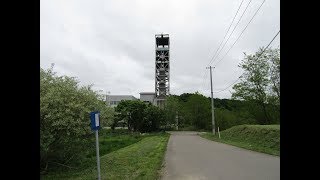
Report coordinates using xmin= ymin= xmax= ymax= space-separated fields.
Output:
xmin=179 ymin=93 xmax=193 ymax=103
xmin=268 ymin=47 xmax=280 ymax=108
xmin=215 ymin=108 xmax=237 ymax=131
xmin=163 ymin=96 xmax=180 ymax=129
xmin=232 ymin=47 xmax=280 ymax=124
xmin=114 ymin=100 xmax=164 ymax=132
xmin=100 ymin=106 xmax=115 ymax=127
xmin=115 ymin=100 xmax=145 ymax=132
xmin=181 ymin=92 xmax=211 ymax=130
xmin=143 ymin=105 xmax=165 ymax=132
xmin=40 ymin=66 xmax=112 ymax=173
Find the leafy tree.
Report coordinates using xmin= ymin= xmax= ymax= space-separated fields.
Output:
xmin=232 ymin=47 xmax=280 ymax=124
xmin=181 ymin=92 xmax=211 ymax=130
xmin=163 ymin=96 xmax=180 ymax=129
xmin=179 ymin=93 xmax=193 ymax=102
xmin=101 ymin=106 xmax=115 ymax=127
xmin=143 ymin=105 xmax=165 ymax=132
xmin=268 ymin=48 xmax=280 ymax=103
xmin=215 ymin=108 xmax=237 ymax=130
xmin=40 ymin=65 xmax=112 ymax=173
xmin=115 ymin=100 xmax=146 ymax=132
xmin=114 ymin=100 xmax=164 ymax=132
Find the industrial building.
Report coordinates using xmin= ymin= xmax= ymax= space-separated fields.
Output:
xmin=106 ymin=95 xmax=137 ymax=107
xmin=139 ymin=92 xmax=156 ymax=105
xmin=105 ymin=93 xmax=155 ymax=107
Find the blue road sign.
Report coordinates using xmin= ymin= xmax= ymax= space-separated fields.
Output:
xmin=90 ymin=111 xmax=100 ymax=131
xmin=90 ymin=111 xmax=101 ymax=179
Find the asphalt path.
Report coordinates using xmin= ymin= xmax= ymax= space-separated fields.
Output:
xmin=161 ymin=131 xmax=280 ymax=180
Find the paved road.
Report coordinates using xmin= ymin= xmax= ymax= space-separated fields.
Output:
xmin=161 ymin=131 xmax=280 ymax=180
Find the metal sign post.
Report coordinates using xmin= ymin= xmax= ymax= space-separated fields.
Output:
xmin=90 ymin=111 xmax=101 ymax=180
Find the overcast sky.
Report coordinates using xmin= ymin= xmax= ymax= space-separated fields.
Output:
xmin=40 ymin=0 xmax=280 ymax=99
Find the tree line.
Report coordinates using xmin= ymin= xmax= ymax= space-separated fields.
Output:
xmin=163 ymin=47 xmax=280 ymax=130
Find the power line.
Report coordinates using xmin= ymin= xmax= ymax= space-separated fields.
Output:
xmin=262 ymin=30 xmax=280 ymax=52
xmin=200 ymin=0 xmax=245 ymax=94
xmin=201 ymin=62 xmax=219 ymax=93
xmin=212 ymin=29 xmax=280 ymax=94
xmin=209 ymin=0 xmax=252 ymax=66
xmin=207 ymin=0 xmax=245 ymax=66
xmin=213 ymin=0 xmax=266 ymax=67
xmin=213 ymin=75 xmax=242 ymax=94
xmin=200 ymin=70 xmax=209 ymax=93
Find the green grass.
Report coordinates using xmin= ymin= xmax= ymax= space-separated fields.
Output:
xmin=42 ymin=133 xmax=170 ymax=180
xmin=88 ymin=134 xmax=144 ymax=158
xmin=200 ymin=124 xmax=280 ymax=156
xmin=42 ymin=129 xmax=145 ymax=175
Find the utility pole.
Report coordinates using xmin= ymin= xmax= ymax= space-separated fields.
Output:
xmin=175 ymin=111 xmax=179 ymax=130
xmin=106 ymin=91 xmax=110 ymax=106
xmin=206 ymin=66 xmax=215 ymax=135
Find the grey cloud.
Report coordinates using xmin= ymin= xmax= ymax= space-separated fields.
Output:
xmin=41 ymin=0 xmax=280 ymax=99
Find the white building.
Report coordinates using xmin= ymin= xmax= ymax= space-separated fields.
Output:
xmin=140 ymin=92 xmax=156 ymax=105
xmin=106 ymin=95 xmax=137 ymax=107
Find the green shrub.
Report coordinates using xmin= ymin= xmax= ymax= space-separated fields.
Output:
xmin=40 ymin=66 xmax=113 ymax=173
xmin=114 ymin=100 xmax=165 ymax=133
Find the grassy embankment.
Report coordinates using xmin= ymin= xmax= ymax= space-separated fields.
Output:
xmin=200 ymin=124 xmax=280 ymax=156
xmin=42 ymin=130 xmax=170 ymax=180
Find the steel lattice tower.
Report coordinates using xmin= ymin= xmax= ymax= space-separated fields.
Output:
xmin=155 ymin=34 xmax=170 ymax=108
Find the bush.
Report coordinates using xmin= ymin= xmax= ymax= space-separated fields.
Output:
xmin=215 ymin=108 xmax=237 ymax=131
xmin=40 ymin=66 xmax=112 ymax=173
xmin=114 ymin=100 xmax=165 ymax=133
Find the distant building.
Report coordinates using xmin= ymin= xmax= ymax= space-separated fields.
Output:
xmin=140 ymin=92 xmax=156 ymax=105
xmin=106 ymin=95 xmax=137 ymax=107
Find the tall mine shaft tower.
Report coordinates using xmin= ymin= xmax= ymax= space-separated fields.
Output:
xmin=155 ymin=34 xmax=170 ymax=108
